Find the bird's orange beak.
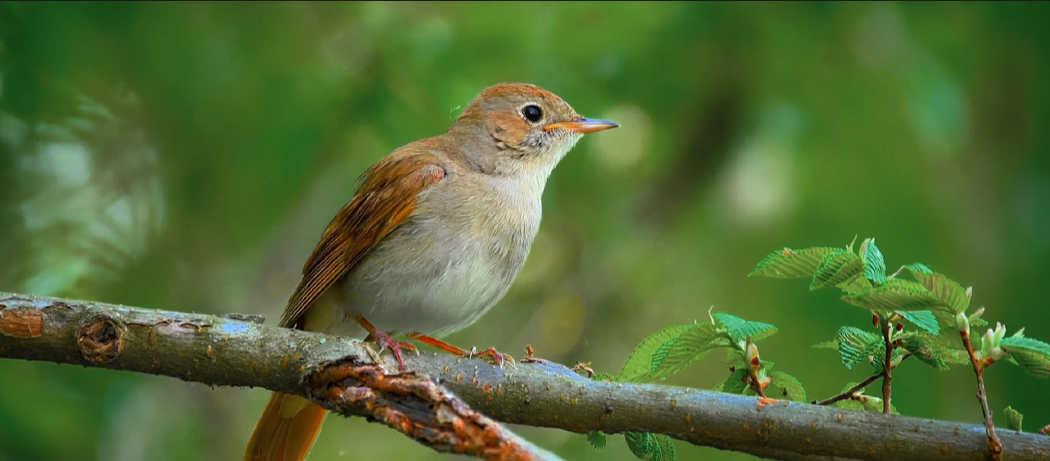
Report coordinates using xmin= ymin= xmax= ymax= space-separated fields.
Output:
xmin=544 ymin=117 xmax=620 ymax=134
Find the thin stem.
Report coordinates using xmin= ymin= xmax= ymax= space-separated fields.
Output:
xmin=814 ymin=354 xmax=911 ymax=406
xmin=748 ymin=367 xmax=767 ymax=398
xmin=881 ymin=322 xmax=894 ymax=414
xmin=962 ymin=331 xmax=1003 ymax=460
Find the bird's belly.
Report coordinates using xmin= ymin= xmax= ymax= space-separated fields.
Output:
xmin=303 ymin=220 xmax=523 ymax=339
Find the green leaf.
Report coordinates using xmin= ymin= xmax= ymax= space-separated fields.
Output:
xmin=923 ymin=331 xmax=972 ymax=365
xmin=843 ymin=279 xmax=948 ymax=312
xmin=592 ymin=372 xmax=616 ymax=382
xmin=897 ymin=310 xmax=940 ymax=335
xmin=713 ymin=313 xmax=777 ymax=344
xmin=717 ymin=367 xmax=750 ymax=394
xmin=836 ymin=326 xmax=881 ymax=371
xmin=1002 ymin=407 xmax=1023 ymax=432
xmin=837 ymin=275 xmax=874 ymax=295
xmin=810 ymin=250 xmax=864 ymax=291
xmin=1001 ymin=336 xmax=1050 ymax=378
xmin=750 ymin=247 xmax=844 ymax=279
xmin=899 ymin=332 xmax=950 ymax=370
xmin=903 ymin=265 xmax=970 ymax=313
xmin=650 ymin=323 xmax=725 ymax=381
xmin=618 ymin=325 xmax=693 ymax=383
xmin=769 ymin=371 xmax=807 ymax=402
xmin=903 ymin=262 xmax=933 ymax=275
xmin=587 ymin=431 xmax=607 ymax=449
xmin=625 ymin=432 xmax=665 ymax=461
xmin=813 ymin=339 xmax=839 ymax=350
xmin=832 ymin=382 xmax=899 ymax=414
xmin=863 ymin=336 xmax=890 ymax=375
xmin=859 ymin=238 xmax=888 ymax=284
xmin=663 ymin=435 xmax=676 ymax=461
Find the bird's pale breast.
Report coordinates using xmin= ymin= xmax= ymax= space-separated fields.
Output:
xmin=302 ymin=171 xmax=543 ymax=339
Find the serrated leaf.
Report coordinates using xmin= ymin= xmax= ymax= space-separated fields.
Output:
xmin=900 ymin=332 xmax=950 ymax=370
xmin=1002 ymin=407 xmax=1023 ymax=432
xmin=663 ymin=435 xmax=676 ymax=461
xmin=897 ymin=310 xmax=940 ymax=335
xmin=836 ymin=326 xmax=881 ymax=371
xmin=625 ymin=432 xmax=664 ymax=461
xmin=750 ymin=247 xmax=844 ymax=279
xmin=859 ymin=238 xmax=888 ymax=284
xmin=924 ymin=330 xmax=972 ymax=365
xmin=718 ymin=367 xmax=750 ymax=394
xmin=650 ymin=323 xmax=725 ymax=381
xmin=904 ymin=265 xmax=969 ymax=313
xmin=969 ymin=316 xmax=989 ymax=328
xmin=844 ymin=279 xmax=948 ymax=312
xmin=592 ymin=372 xmax=615 ymax=382
xmin=863 ymin=337 xmax=889 ymax=375
xmin=587 ymin=431 xmax=607 ymax=449
xmin=1001 ymin=336 xmax=1050 ymax=378
xmin=810 ymin=250 xmax=864 ymax=291
xmin=618 ymin=325 xmax=693 ymax=383
xmin=813 ymin=339 xmax=839 ymax=350
xmin=713 ymin=313 xmax=777 ymax=344
xmin=837 ymin=275 xmax=873 ymax=295
xmin=769 ymin=371 xmax=807 ymax=402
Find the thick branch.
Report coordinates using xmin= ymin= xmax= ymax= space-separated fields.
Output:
xmin=2 ymin=293 xmax=1049 ymax=461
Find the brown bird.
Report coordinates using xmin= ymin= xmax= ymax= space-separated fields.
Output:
xmin=243 ymin=82 xmax=618 ymax=461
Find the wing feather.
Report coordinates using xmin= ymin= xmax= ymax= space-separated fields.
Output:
xmin=278 ymin=152 xmax=446 ymax=329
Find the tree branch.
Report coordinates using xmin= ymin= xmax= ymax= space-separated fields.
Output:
xmin=815 ymin=355 xmax=911 ymax=406
xmin=961 ymin=330 xmax=1004 ymax=460
xmin=2 ymin=292 xmax=1049 ymax=461
xmin=881 ymin=322 xmax=894 ymax=414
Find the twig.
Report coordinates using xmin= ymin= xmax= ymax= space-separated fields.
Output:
xmin=961 ymin=330 xmax=1004 ymax=461
xmin=814 ymin=355 xmax=911 ymax=406
xmin=2 ymin=292 xmax=1050 ymax=461
xmin=881 ymin=322 xmax=894 ymax=414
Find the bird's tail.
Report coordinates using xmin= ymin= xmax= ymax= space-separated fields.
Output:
xmin=244 ymin=392 xmax=328 ymax=461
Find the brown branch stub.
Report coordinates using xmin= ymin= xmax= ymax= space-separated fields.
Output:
xmin=0 ymin=308 xmax=44 ymax=338
xmin=1039 ymin=423 xmax=1049 ymax=436
xmin=310 ymin=361 xmax=543 ymax=461
xmin=77 ymin=314 xmax=125 ymax=364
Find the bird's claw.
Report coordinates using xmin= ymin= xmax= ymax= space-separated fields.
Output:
xmin=372 ymin=329 xmax=416 ymax=372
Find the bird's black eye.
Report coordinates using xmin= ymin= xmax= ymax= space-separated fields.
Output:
xmin=522 ymin=105 xmax=543 ymax=123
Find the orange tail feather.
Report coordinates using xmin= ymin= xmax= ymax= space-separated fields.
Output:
xmin=244 ymin=392 xmax=328 ymax=461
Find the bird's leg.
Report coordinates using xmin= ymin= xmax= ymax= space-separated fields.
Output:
xmin=350 ymin=314 xmax=416 ymax=372
xmin=406 ymin=333 xmax=513 ymax=368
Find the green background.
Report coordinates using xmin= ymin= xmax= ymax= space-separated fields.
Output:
xmin=1 ymin=2 xmax=1048 ymax=460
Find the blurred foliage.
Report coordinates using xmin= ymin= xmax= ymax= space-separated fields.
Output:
xmin=2 ymin=2 xmax=1050 ymax=460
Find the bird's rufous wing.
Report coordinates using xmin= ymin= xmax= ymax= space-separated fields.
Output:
xmin=278 ymin=152 xmax=446 ymax=329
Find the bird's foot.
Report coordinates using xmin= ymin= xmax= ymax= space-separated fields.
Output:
xmin=352 ymin=314 xmax=416 ymax=372
xmin=407 ymin=333 xmax=514 ymax=368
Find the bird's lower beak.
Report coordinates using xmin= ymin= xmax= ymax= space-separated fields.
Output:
xmin=544 ymin=118 xmax=620 ymax=134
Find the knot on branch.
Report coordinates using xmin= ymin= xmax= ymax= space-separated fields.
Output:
xmin=77 ymin=315 xmax=125 ymax=364
xmin=309 ymin=362 xmax=538 ymax=461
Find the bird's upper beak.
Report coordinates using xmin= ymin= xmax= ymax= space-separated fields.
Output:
xmin=544 ymin=117 xmax=620 ymax=134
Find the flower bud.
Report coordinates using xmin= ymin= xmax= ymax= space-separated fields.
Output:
xmin=955 ymin=312 xmax=970 ymax=335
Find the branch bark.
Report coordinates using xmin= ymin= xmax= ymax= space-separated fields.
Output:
xmin=2 ymin=292 xmax=1049 ymax=461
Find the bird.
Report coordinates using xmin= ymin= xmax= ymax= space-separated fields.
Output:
xmin=243 ymin=82 xmax=619 ymax=461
